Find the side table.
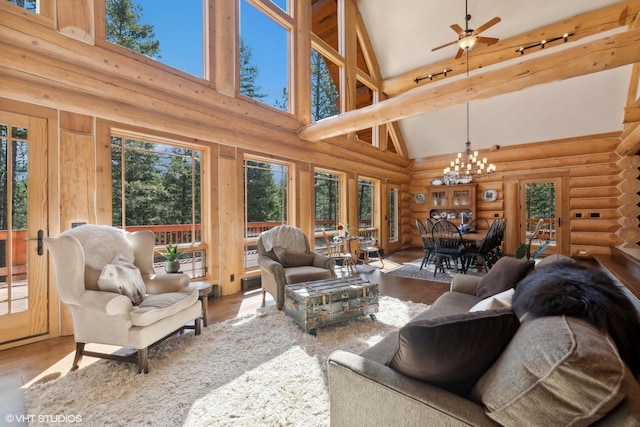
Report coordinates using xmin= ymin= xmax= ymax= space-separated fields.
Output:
xmin=188 ymin=281 xmax=214 ymax=327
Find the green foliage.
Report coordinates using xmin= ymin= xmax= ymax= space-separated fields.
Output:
xmin=314 ymin=172 xmax=339 ymax=228
xmin=311 ymin=50 xmax=339 ymax=121
xmin=7 ymin=0 xmax=37 ymax=12
xmin=111 ymin=139 xmax=201 ymax=228
xmin=245 ymin=161 xmax=286 ymax=223
xmin=106 ymin=0 xmax=161 ymax=58
xmin=525 ymin=182 xmax=555 ymax=221
xmin=358 ymin=179 xmax=373 ymax=226
xmin=239 ymin=39 xmax=267 ymax=100
xmin=158 ymin=244 xmax=182 ymax=261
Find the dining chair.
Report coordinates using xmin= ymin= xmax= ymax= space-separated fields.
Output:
xmin=468 ymin=218 xmax=490 ymax=232
xmin=416 ymin=219 xmax=435 ymax=270
xmin=431 ymin=220 xmax=468 ymax=276
xmin=463 ymin=219 xmax=501 ymax=272
xmin=491 ymin=218 xmax=508 ymax=259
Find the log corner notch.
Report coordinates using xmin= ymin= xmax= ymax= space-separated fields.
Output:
xmin=615 ymin=155 xmax=640 ymax=249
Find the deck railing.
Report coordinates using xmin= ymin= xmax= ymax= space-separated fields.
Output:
xmin=525 ymin=218 xmax=556 ymax=240
xmin=1 ymin=222 xmax=379 ymax=276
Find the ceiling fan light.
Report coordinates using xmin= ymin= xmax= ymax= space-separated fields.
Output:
xmin=458 ymin=35 xmax=477 ymax=50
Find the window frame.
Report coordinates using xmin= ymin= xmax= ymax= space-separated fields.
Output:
xmin=109 ymin=128 xmax=209 ymax=278
xmin=242 ymin=154 xmax=293 ymax=270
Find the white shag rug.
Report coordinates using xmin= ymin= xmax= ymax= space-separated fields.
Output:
xmin=25 ymin=296 xmax=428 ymax=426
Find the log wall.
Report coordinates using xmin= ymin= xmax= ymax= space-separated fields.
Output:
xmin=409 ymin=134 xmax=638 ymax=258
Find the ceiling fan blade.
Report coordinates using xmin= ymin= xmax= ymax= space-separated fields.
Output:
xmin=475 ymin=17 xmax=501 ymax=35
xmin=431 ymin=40 xmax=459 ymax=52
xmin=475 ymin=36 xmax=499 ymax=45
xmin=454 ymin=47 xmax=465 ymax=59
xmin=450 ymin=23 xmax=465 ymax=36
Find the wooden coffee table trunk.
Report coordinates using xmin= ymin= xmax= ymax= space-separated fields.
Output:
xmin=284 ymin=277 xmax=379 ymax=335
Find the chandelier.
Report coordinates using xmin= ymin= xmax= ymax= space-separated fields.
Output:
xmin=443 ymin=103 xmax=495 ymax=181
xmin=443 ymin=50 xmax=496 ymax=182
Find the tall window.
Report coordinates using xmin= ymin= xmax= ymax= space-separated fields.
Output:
xmin=243 ymin=158 xmax=289 ymax=268
xmin=314 ymin=170 xmax=341 ymax=232
xmin=311 ymin=49 xmax=340 ymax=121
xmin=106 ymin=0 xmax=204 ymax=78
xmin=388 ymin=187 xmax=398 ymax=243
xmin=357 ymin=178 xmax=375 ymax=238
xmin=111 ymin=134 xmax=205 ymax=277
xmin=239 ymin=0 xmax=290 ymax=112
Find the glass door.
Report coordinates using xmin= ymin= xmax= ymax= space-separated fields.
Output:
xmin=0 ymin=111 xmax=48 ymax=345
xmin=519 ymin=178 xmax=562 ymax=257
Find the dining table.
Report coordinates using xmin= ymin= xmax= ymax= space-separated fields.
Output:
xmin=421 ymin=229 xmax=490 ymax=272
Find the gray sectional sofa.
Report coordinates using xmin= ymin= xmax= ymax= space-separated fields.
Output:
xmin=328 ymin=256 xmax=640 ymax=426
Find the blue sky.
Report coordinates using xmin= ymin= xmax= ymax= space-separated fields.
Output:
xmin=135 ymin=0 xmax=289 ymax=107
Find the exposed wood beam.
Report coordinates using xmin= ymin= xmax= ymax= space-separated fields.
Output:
xmin=623 ymin=105 xmax=640 ymax=123
xmin=383 ymin=1 xmax=640 ymax=97
xmin=298 ymin=28 xmax=640 ymax=141
xmin=617 ymin=123 xmax=640 ymax=155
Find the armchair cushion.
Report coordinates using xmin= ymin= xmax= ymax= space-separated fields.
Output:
xmin=474 ymin=257 xmax=534 ymax=299
xmin=389 ymin=308 xmax=519 ymax=396
xmin=98 ymin=254 xmax=146 ymax=305
xmin=273 ymin=246 xmax=315 ymax=267
xmin=130 ymin=289 xmax=199 ymax=327
xmin=284 ymin=266 xmax=333 ymax=284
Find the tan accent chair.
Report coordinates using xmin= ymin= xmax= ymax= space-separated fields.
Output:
xmin=257 ymin=225 xmax=335 ymax=310
xmin=45 ymin=224 xmax=202 ymax=373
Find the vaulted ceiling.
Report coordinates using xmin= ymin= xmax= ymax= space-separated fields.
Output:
xmin=349 ymin=0 xmax=638 ymax=159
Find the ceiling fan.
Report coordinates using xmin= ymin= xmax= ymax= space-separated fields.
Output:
xmin=431 ymin=0 xmax=501 ymax=59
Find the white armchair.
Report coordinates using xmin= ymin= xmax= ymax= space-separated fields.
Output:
xmin=45 ymin=224 xmax=202 ymax=373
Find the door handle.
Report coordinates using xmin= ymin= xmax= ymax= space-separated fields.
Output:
xmin=24 ymin=229 xmax=45 ymax=256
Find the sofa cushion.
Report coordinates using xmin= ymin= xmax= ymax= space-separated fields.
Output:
xmin=471 ymin=316 xmax=626 ymax=426
xmin=469 ymin=288 xmax=514 ymax=312
xmin=513 ymin=261 xmax=640 ymax=377
xmin=474 ymin=257 xmax=534 ymax=299
xmin=130 ymin=289 xmax=198 ymax=327
xmin=534 ymin=253 xmax=575 ymax=268
xmin=98 ymin=254 xmax=146 ymax=305
xmin=389 ymin=308 xmax=519 ymax=396
xmin=422 ymin=291 xmax=481 ymax=317
xmin=273 ymin=246 xmax=315 ymax=267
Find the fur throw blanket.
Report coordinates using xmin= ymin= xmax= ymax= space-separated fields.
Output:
xmin=62 ymin=224 xmax=135 ymax=270
xmin=260 ymin=225 xmax=307 ymax=253
xmin=513 ymin=261 xmax=640 ymax=377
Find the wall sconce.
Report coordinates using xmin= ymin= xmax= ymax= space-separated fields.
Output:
xmin=414 ymin=69 xmax=452 ymax=84
xmin=516 ymin=33 xmax=573 ymax=55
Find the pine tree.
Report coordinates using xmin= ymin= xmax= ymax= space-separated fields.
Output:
xmin=245 ymin=162 xmax=285 ymax=223
xmin=240 ymin=39 xmax=267 ymax=99
xmin=311 ymin=50 xmax=339 ymax=121
xmin=106 ymin=0 xmax=161 ymax=58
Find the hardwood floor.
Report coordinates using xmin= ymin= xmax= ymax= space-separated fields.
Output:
xmin=0 ymin=248 xmax=446 ymax=423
